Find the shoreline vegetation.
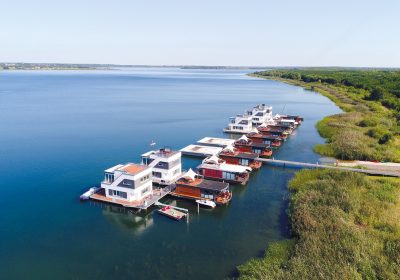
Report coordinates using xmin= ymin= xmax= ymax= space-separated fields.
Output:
xmin=238 ymin=69 xmax=400 ymax=279
xmin=250 ymin=69 xmax=400 ymax=162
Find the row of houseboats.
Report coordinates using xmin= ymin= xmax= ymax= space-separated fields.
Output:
xmin=82 ymin=104 xmax=302 ymax=218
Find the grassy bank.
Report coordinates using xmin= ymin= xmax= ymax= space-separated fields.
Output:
xmin=250 ymin=69 xmax=400 ymax=162
xmin=238 ymin=169 xmax=400 ymax=279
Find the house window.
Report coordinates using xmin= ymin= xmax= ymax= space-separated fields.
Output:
xmin=123 ymin=181 xmax=131 ymax=186
xmin=222 ymin=171 xmax=235 ymax=180
xmin=140 ymin=175 xmax=150 ymax=182
xmin=239 ymin=159 xmax=249 ymax=166
xmin=153 ymin=171 xmax=162 ymax=178
xmin=109 ymin=189 xmax=127 ymax=199
xmin=253 ymin=148 xmax=262 ymax=154
xmin=141 ymin=187 xmax=149 ymax=195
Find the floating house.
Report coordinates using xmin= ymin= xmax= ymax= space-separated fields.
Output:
xmin=141 ymin=147 xmax=182 ymax=185
xmin=218 ymin=145 xmax=262 ymax=170
xmin=234 ymin=135 xmax=273 ymax=157
xmin=247 ymin=104 xmax=273 ymax=126
xmin=223 ymin=112 xmax=253 ymax=134
xmin=257 ymin=124 xmax=290 ymax=140
xmin=247 ymin=130 xmax=283 ymax=147
xmin=99 ymin=163 xmax=153 ymax=203
xmin=171 ymin=169 xmax=232 ymax=205
xmin=197 ymin=155 xmax=251 ymax=185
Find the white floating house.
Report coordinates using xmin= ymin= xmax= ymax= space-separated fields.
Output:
xmin=101 ymin=163 xmax=153 ymax=202
xmin=223 ymin=112 xmax=253 ymax=134
xmin=247 ymin=104 xmax=273 ymax=126
xmin=141 ymin=147 xmax=182 ymax=185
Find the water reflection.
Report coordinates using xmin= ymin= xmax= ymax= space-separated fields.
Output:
xmin=101 ymin=204 xmax=154 ymax=235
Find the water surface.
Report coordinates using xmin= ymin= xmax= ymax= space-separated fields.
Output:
xmin=0 ymin=68 xmax=341 ymax=279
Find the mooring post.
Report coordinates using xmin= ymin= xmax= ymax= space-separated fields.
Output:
xmin=197 ymin=202 xmax=199 ymax=214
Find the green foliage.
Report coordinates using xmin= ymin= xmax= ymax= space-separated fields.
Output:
xmin=237 ymin=240 xmax=294 ymax=280
xmin=253 ymin=69 xmax=400 ymax=162
xmin=238 ymin=170 xmax=400 ymax=280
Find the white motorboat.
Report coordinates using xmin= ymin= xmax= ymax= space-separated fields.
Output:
xmin=196 ymin=199 xmax=216 ymax=208
xmin=80 ymin=187 xmax=100 ymax=201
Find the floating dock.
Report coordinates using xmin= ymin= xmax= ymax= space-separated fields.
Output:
xmin=90 ymin=186 xmax=172 ymax=210
xmin=197 ymin=137 xmax=235 ymax=147
xmin=180 ymin=144 xmax=223 ymax=157
xmin=155 ymin=202 xmax=189 ymax=222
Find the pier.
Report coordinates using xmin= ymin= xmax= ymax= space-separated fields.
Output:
xmin=258 ymin=158 xmax=400 ymax=177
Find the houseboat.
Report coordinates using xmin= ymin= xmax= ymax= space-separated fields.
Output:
xmin=247 ymin=130 xmax=283 ymax=148
xmin=141 ymin=147 xmax=182 ymax=185
xmin=280 ymin=114 xmax=303 ymax=124
xmin=218 ymin=145 xmax=262 ymax=170
xmin=234 ymin=135 xmax=273 ymax=157
xmin=171 ymin=169 xmax=232 ymax=205
xmin=93 ymin=163 xmax=153 ymax=206
xmin=223 ymin=112 xmax=253 ymax=134
xmin=246 ymin=104 xmax=273 ymax=126
xmin=257 ymin=125 xmax=290 ymax=140
xmin=197 ymin=155 xmax=251 ymax=185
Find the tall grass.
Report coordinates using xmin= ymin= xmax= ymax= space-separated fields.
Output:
xmin=238 ymin=170 xmax=400 ymax=280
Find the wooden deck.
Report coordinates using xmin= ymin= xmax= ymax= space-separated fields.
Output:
xmin=258 ymin=158 xmax=400 ymax=177
xmin=90 ymin=187 xmax=172 ymax=210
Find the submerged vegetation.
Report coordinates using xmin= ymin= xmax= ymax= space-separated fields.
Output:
xmin=252 ymin=69 xmax=400 ymax=162
xmin=238 ymin=169 xmax=400 ymax=280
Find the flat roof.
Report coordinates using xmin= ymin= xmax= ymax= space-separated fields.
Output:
xmin=197 ymin=137 xmax=235 ymax=147
xmin=235 ymin=141 xmax=270 ymax=148
xmin=105 ymin=164 xmax=124 ymax=173
xmin=187 ymin=179 xmax=229 ymax=191
xmin=180 ymin=145 xmax=222 ymax=157
xmin=120 ymin=163 xmax=149 ymax=175
xmin=141 ymin=148 xmax=179 ymax=158
xmin=220 ymin=152 xmax=259 ymax=159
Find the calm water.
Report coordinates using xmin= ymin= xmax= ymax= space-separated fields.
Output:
xmin=0 ymin=68 xmax=340 ymax=279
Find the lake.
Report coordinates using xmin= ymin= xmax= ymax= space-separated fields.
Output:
xmin=0 ymin=68 xmax=341 ymax=279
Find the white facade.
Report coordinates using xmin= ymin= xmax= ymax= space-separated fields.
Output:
xmin=223 ymin=112 xmax=253 ymax=134
xmin=101 ymin=163 xmax=153 ymax=202
xmin=247 ymin=104 xmax=273 ymax=126
xmin=141 ymin=147 xmax=182 ymax=185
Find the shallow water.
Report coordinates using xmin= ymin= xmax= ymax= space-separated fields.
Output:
xmin=0 ymin=68 xmax=341 ymax=279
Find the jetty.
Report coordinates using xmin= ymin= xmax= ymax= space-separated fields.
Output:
xmin=155 ymin=201 xmax=189 ymax=222
xmin=258 ymin=158 xmax=400 ymax=177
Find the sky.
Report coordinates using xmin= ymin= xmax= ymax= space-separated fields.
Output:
xmin=1 ymin=0 xmax=399 ymax=67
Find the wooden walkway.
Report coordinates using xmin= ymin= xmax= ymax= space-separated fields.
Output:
xmin=257 ymin=158 xmax=400 ymax=177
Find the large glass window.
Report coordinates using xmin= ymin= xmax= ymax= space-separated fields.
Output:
xmin=222 ymin=171 xmax=235 ymax=180
xmin=239 ymin=159 xmax=249 ymax=166
xmin=109 ymin=189 xmax=127 ymax=199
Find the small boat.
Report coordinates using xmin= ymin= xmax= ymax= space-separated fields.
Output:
xmin=80 ymin=187 xmax=100 ymax=201
xmin=196 ymin=199 xmax=216 ymax=208
xmin=158 ymin=206 xmax=187 ymax=221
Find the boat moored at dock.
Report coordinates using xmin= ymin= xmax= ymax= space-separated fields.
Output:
xmin=80 ymin=187 xmax=100 ymax=200
xmin=197 ymin=155 xmax=251 ymax=185
xmin=171 ymin=169 xmax=232 ymax=205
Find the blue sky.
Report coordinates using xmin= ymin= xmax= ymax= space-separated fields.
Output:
xmin=1 ymin=0 xmax=399 ymax=67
